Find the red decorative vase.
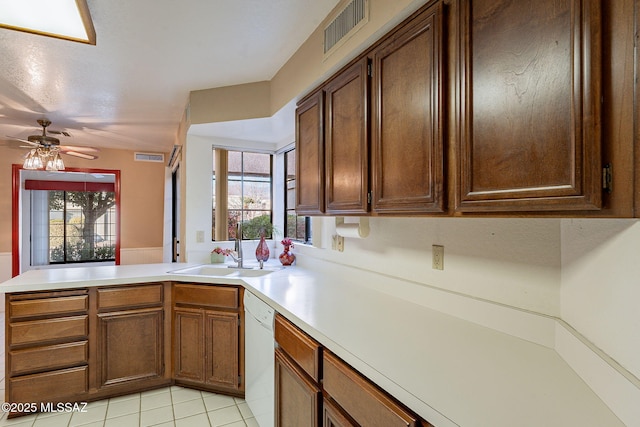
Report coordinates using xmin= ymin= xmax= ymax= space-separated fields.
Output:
xmin=255 ymin=234 xmax=270 ymax=262
xmin=279 ymin=245 xmax=295 ymax=266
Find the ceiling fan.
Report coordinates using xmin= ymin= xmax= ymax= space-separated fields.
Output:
xmin=7 ymin=119 xmax=99 ymax=170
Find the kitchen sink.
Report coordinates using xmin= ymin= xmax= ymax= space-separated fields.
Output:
xmin=169 ymin=264 xmax=280 ymax=278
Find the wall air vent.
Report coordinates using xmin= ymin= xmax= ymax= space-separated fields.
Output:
xmin=134 ymin=152 xmax=165 ymax=163
xmin=324 ymin=0 xmax=369 ymax=56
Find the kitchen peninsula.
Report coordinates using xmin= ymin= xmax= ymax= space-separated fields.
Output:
xmin=1 ymin=263 xmax=623 ymax=426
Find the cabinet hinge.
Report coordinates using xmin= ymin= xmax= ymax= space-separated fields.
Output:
xmin=238 ymin=374 xmax=242 ymax=385
xmin=367 ymin=63 xmax=372 ymax=77
xmin=367 ymin=191 xmax=372 ymax=204
xmin=602 ymin=163 xmax=612 ymax=193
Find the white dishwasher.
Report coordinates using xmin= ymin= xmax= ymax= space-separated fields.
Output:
xmin=244 ymin=290 xmax=275 ymax=427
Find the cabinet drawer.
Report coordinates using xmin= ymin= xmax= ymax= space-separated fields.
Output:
xmin=10 ymin=315 xmax=88 ymax=346
xmin=98 ymin=283 xmax=164 ymax=311
xmin=9 ymin=366 xmax=88 ymax=404
xmin=323 ymin=351 xmax=418 ymax=427
xmin=9 ymin=295 xmax=88 ymax=319
xmin=9 ymin=341 xmax=88 ymax=376
xmin=174 ymin=284 xmax=239 ymax=310
xmin=274 ymin=314 xmax=321 ymax=382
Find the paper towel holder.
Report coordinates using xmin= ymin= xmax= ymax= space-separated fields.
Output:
xmin=335 ymin=216 xmax=370 ymax=238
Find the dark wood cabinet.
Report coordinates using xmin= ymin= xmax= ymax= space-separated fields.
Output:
xmin=6 ymin=289 xmax=90 ymax=410
xmin=96 ymin=308 xmax=165 ymax=388
xmin=323 ymin=351 xmax=420 ymax=427
xmin=274 ymin=313 xmax=322 ymax=427
xmin=324 ymin=57 xmax=370 ymax=215
xmin=323 ymin=398 xmax=357 ymax=427
xmin=95 ymin=283 xmax=170 ymax=393
xmin=275 ymin=348 xmax=321 ymax=427
xmin=456 ymin=0 xmax=603 ymax=212
xmin=371 ymin=2 xmax=445 ymax=214
xmin=173 ymin=283 xmax=243 ymax=395
xmin=294 ymin=0 xmax=635 ymax=217
xmin=296 ymin=90 xmax=325 ymax=215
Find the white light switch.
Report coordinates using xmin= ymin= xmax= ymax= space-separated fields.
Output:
xmin=196 ymin=230 xmax=204 ymax=243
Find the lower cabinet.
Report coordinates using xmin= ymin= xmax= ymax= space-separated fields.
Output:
xmin=95 ymin=283 xmax=169 ymax=392
xmin=5 ymin=281 xmax=244 ymax=417
xmin=6 ymin=289 xmax=90 ymax=410
xmin=173 ymin=283 xmax=244 ymax=395
xmin=275 ymin=313 xmax=433 ymax=427
xmin=275 ymin=348 xmax=321 ymax=427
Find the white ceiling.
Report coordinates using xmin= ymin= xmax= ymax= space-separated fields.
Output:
xmin=0 ymin=0 xmax=340 ymax=153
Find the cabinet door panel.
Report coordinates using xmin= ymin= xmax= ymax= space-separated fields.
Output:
xmin=10 ymin=315 xmax=88 ymax=346
xmin=174 ymin=308 xmax=204 ymax=382
xmin=275 ymin=348 xmax=320 ymax=427
xmin=296 ymin=91 xmax=325 ymax=214
xmin=372 ymin=3 xmax=445 ymax=213
xmin=97 ymin=308 xmax=164 ymax=387
xmin=9 ymin=366 xmax=88 ymax=405
xmin=325 ymin=58 xmax=369 ymax=215
xmin=205 ymin=311 xmax=240 ymax=391
xmin=457 ymin=0 xmax=602 ymax=211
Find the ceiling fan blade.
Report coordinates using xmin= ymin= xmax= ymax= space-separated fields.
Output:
xmin=59 ymin=145 xmax=98 ymax=153
xmin=6 ymin=136 xmax=39 ymax=147
xmin=63 ymin=151 xmax=98 ymax=160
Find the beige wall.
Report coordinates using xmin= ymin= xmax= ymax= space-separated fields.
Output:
xmin=188 ymin=0 xmax=428 ymax=123
xmin=0 ymin=145 xmax=166 ymax=253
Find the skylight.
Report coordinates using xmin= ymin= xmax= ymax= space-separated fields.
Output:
xmin=0 ymin=0 xmax=96 ymax=45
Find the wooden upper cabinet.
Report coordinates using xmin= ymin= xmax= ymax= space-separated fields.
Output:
xmin=296 ymin=91 xmax=325 ymax=215
xmin=325 ymin=58 xmax=370 ymax=215
xmin=371 ymin=2 xmax=445 ymax=214
xmin=456 ymin=0 xmax=602 ymax=212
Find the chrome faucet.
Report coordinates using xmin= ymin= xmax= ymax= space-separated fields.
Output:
xmin=230 ymin=222 xmax=243 ymax=268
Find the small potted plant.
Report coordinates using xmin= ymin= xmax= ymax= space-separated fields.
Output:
xmin=211 ymin=247 xmax=231 ymax=264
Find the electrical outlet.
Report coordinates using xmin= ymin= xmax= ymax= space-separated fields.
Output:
xmin=332 ymin=235 xmax=344 ymax=252
xmin=432 ymin=245 xmax=444 ymax=270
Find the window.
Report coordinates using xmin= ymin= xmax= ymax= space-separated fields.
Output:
xmin=284 ymin=148 xmax=312 ymax=243
xmin=26 ymin=179 xmax=117 ymax=265
xmin=212 ymin=149 xmax=273 ymax=240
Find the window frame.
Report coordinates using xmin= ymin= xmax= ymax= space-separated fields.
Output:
xmin=284 ymin=147 xmax=312 ymax=244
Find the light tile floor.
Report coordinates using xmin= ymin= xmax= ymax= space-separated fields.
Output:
xmin=0 ymin=316 xmax=259 ymax=427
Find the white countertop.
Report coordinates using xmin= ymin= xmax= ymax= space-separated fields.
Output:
xmin=0 ymin=263 xmax=623 ymax=427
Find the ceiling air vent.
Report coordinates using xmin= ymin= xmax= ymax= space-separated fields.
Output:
xmin=324 ymin=0 xmax=369 ymax=56
xmin=134 ymin=152 xmax=165 ymax=163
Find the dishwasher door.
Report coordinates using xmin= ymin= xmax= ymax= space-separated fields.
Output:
xmin=244 ymin=290 xmax=275 ymax=427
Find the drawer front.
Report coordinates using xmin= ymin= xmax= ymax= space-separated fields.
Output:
xmin=10 ymin=315 xmax=88 ymax=346
xmin=274 ymin=314 xmax=321 ymax=382
xmin=323 ymin=351 xmax=418 ymax=427
xmin=174 ymin=284 xmax=239 ymax=309
xmin=98 ymin=283 xmax=164 ymax=311
xmin=9 ymin=295 xmax=88 ymax=319
xmin=9 ymin=366 xmax=88 ymax=404
xmin=10 ymin=341 xmax=88 ymax=376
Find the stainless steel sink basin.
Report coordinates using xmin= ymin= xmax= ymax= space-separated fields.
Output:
xmin=169 ymin=264 xmax=280 ymax=278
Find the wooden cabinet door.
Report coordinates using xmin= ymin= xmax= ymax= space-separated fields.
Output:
xmin=97 ymin=307 xmax=164 ymax=388
xmin=275 ymin=348 xmax=321 ymax=427
xmin=371 ymin=2 xmax=445 ymax=214
xmin=456 ymin=0 xmax=602 ymax=212
xmin=296 ymin=91 xmax=325 ymax=215
xmin=324 ymin=398 xmax=357 ymax=427
xmin=174 ymin=307 xmax=204 ymax=382
xmin=205 ymin=310 xmax=240 ymax=392
xmin=325 ymin=58 xmax=370 ymax=215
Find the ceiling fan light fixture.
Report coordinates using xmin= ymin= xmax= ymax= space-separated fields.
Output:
xmin=23 ymin=149 xmax=43 ymax=170
xmin=0 ymin=0 xmax=96 ymax=45
xmin=45 ymin=150 xmax=65 ymax=171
